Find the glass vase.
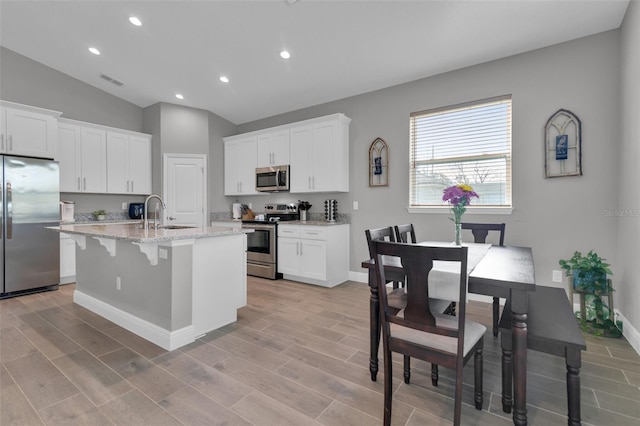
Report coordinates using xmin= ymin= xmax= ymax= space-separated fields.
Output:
xmin=454 ymin=222 xmax=462 ymax=246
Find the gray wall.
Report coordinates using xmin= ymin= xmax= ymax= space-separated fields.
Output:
xmin=617 ymin=1 xmax=639 ymax=338
xmin=0 ymin=47 xmax=143 ymax=131
xmin=237 ymin=31 xmax=622 ymax=304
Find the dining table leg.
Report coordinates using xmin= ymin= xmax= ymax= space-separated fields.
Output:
xmin=368 ymin=268 xmax=380 ymax=381
xmin=511 ymin=291 xmax=529 ymax=426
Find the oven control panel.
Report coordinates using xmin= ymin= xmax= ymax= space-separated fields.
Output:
xmin=264 ymin=203 xmax=298 ymax=213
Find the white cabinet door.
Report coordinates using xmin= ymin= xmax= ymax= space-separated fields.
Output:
xmin=299 ymin=239 xmax=327 ymax=280
xmin=2 ymin=106 xmax=57 ymax=158
xmin=289 ymin=118 xmax=347 ymax=193
xmin=309 ymin=120 xmax=338 ymax=192
xmin=106 ymin=132 xmax=151 ymax=194
xmin=224 ymin=136 xmax=258 ymax=195
xmin=80 ymin=127 xmax=107 ymax=193
xmin=257 ymin=130 xmax=289 ymax=167
xmin=106 ymin=131 xmax=129 ymax=193
xmin=129 ymin=135 xmax=151 ymax=194
xmin=60 ymin=234 xmax=76 ymax=284
xmin=277 ymin=237 xmax=300 ymax=275
xmin=289 ymin=125 xmax=313 ymax=192
xmin=58 ymin=122 xmax=82 ymax=192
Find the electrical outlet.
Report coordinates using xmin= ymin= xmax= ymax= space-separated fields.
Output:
xmin=159 ymin=248 xmax=168 ymax=259
xmin=122 ymin=202 xmax=127 ymax=210
xmin=116 ymin=276 xmax=121 ymax=290
xmin=353 ymin=201 xmax=359 ymax=210
xmin=552 ymin=270 xmax=563 ymax=283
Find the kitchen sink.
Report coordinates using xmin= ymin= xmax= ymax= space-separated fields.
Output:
xmin=158 ymin=225 xmax=197 ymax=230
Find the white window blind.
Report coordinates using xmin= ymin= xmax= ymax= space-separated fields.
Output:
xmin=409 ymin=95 xmax=512 ymax=208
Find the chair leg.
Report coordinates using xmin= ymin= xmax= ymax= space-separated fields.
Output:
xmin=453 ymin=369 xmax=463 ymax=426
xmin=403 ymin=355 xmax=411 ymax=384
xmin=450 ymin=301 xmax=457 ymax=316
xmin=493 ymin=297 xmax=500 ymax=337
xmin=383 ymin=351 xmax=393 ymax=426
xmin=431 ymin=364 xmax=439 ymax=386
xmin=474 ymin=345 xmax=484 ymax=410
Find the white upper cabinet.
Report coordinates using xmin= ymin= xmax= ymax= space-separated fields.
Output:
xmin=59 ymin=118 xmax=151 ymax=194
xmin=0 ymin=101 xmax=61 ymax=159
xmin=106 ymin=131 xmax=151 ymax=194
xmin=290 ymin=113 xmax=350 ymax=193
xmin=224 ymin=135 xmax=258 ymax=196
xmin=257 ymin=129 xmax=289 ymax=167
xmin=224 ymin=113 xmax=350 ymax=196
xmin=58 ymin=120 xmax=107 ymax=193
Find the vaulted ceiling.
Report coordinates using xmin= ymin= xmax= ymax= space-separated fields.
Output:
xmin=0 ymin=1 xmax=629 ymax=124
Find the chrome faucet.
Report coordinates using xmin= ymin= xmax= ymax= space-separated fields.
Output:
xmin=144 ymin=194 xmax=166 ymax=230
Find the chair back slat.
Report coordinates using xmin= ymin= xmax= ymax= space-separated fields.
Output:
xmin=461 ymin=222 xmax=505 ymax=246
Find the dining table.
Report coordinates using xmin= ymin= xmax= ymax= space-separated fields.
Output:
xmin=362 ymin=242 xmax=536 ymax=426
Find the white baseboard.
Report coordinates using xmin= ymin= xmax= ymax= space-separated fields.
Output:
xmin=615 ymin=310 xmax=640 ymax=354
xmin=73 ymin=290 xmax=194 ymax=351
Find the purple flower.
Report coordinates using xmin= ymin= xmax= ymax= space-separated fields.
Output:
xmin=442 ymin=184 xmax=479 ymax=223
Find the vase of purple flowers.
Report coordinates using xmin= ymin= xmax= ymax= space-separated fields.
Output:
xmin=442 ymin=184 xmax=479 ymax=245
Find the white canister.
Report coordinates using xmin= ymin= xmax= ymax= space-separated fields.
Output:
xmin=232 ymin=203 xmax=242 ymax=219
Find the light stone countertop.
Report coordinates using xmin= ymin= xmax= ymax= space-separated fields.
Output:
xmin=211 ymin=218 xmax=348 ymax=226
xmin=49 ymin=223 xmax=251 ymax=243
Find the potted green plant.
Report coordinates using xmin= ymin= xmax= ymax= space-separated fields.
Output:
xmin=92 ymin=209 xmax=107 ymax=221
xmin=559 ymin=250 xmax=619 ymax=337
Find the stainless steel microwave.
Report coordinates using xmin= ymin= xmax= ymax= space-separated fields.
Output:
xmin=256 ymin=165 xmax=290 ymax=192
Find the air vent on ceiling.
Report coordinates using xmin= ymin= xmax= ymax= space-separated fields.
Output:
xmin=100 ymin=74 xmax=124 ymax=87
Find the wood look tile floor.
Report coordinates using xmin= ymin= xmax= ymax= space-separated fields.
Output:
xmin=1 ymin=277 xmax=639 ymax=425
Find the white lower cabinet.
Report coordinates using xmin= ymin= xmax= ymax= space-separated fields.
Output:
xmin=60 ymin=233 xmax=76 ymax=284
xmin=277 ymin=224 xmax=349 ymax=287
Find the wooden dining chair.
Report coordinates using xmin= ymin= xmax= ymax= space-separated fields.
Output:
xmin=394 ymin=223 xmax=416 ymax=244
xmin=461 ymin=222 xmax=506 ymax=337
xmin=372 ymin=240 xmax=485 ymax=426
xmin=365 ymin=227 xmax=403 ymax=289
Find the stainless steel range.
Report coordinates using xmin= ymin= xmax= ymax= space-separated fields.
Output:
xmin=241 ymin=203 xmax=299 ymax=279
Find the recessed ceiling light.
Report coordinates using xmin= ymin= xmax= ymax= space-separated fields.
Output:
xmin=175 ymin=94 xmax=184 ymax=100
xmin=88 ymin=47 xmax=101 ymax=55
xmin=280 ymin=50 xmax=291 ymax=59
xmin=219 ymin=76 xmax=229 ymax=83
xmin=129 ymin=16 xmax=142 ymax=26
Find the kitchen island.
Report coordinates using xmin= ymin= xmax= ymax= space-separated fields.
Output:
xmin=48 ymin=223 xmax=251 ymax=350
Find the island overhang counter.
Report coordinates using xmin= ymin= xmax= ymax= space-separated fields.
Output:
xmin=48 ymin=223 xmax=252 ymax=350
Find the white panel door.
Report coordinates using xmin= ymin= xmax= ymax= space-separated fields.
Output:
xmin=164 ymin=154 xmax=206 ymax=227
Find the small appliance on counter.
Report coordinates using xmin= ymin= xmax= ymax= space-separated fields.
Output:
xmin=232 ymin=203 xmax=242 ymax=220
xmin=298 ymin=200 xmax=311 ymax=221
xmin=60 ymin=201 xmax=75 ymax=222
xmin=128 ymin=203 xmax=144 ymax=220
xmin=324 ymin=199 xmax=338 ymax=222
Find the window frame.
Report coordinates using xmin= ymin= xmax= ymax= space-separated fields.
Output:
xmin=408 ymin=95 xmax=513 ymax=214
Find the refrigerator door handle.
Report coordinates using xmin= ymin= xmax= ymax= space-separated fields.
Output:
xmin=6 ymin=181 xmax=12 ymax=239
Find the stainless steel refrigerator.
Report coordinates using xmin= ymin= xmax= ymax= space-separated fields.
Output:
xmin=1 ymin=155 xmax=60 ymax=298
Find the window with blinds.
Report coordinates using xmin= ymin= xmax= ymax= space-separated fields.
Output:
xmin=409 ymin=95 xmax=512 ymax=208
